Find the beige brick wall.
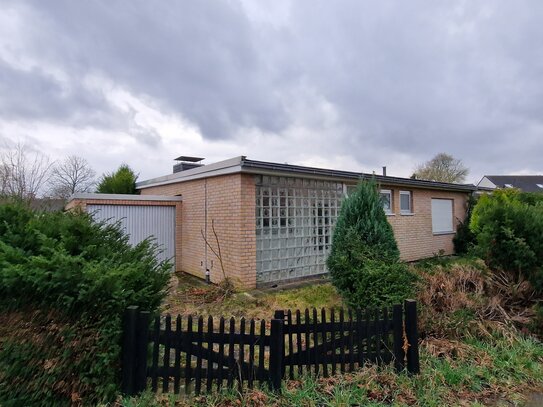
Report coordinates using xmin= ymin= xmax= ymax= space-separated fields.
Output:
xmin=140 ymin=174 xmax=257 ymax=288
xmin=382 ymin=185 xmax=468 ymax=261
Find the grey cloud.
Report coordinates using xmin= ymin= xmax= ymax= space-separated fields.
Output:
xmin=2 ymin=0 xmax=543 ymax=179
xmin=19 ymin=0 xmax=289 ymax=139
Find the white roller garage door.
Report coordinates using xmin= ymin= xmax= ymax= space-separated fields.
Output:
xmin=87 ymin=204 xmax=175 ymax=268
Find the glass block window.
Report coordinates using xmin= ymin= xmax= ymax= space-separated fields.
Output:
xmin=255 ymin=175 xmax=345 ymax=285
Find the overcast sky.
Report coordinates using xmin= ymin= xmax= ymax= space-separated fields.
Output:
xmin=1 ymin=1 xmax=542 ymax=184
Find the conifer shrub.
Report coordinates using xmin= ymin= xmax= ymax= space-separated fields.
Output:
xmin=453 ymin=194 xmax=477 ymax=254
xmin=0 ymin=202 xmax=170 ymax=405
xmin=470 ymin=189 xmax=543 ymax=292
xmin=327 ymin=181 xmax=415 ymax=308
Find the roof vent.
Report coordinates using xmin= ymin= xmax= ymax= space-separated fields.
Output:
xmin=173 ymin=156 xmax=205 ymax=173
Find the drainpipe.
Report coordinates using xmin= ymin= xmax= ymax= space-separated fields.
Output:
xmin=204 ymin=178 xmax=210 ymax=284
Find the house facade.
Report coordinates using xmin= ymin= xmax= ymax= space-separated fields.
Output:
xmin=134 ymin=156 xmax=475 ymax=288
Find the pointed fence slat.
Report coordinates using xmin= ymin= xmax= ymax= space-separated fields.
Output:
xmin=330 ymin=309 xmax=336 ymax=376
xmin=312 ymin=308 xmax=319 ymax=376
xmin=304 ymin=309 xmax=311 ymax=370
xmin=248 ymin=319 xmax=256 ymax=389
xmin=295 ymin=310 xmax=302 ymax=376
xmin=162 ymin=315 xmax=172 ymax=393
xmin=195 ymin=316 xmax=204 ymax=395
xmin=206 ymin=316 xmax=214 ymax=393
xmin=321 ymin=308 xmax=328 ymax=378
xmin=348 ymin=309 xmax=354 ymax=372
xmin=184 ymin=315 xmax=193 ymax=394
xmin=173 ymin=316 xmax=182 ymax=394
xmin=227 ymin=318 xmax=235 ymax=389
xmin=217 ymin=317 xmax=225 ymax=390
xmin=339 ymin=309 xmax=346 ymax=373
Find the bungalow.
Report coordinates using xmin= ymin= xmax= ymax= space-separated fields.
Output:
xmin=126 ymin=156 xmax=475 ymax=288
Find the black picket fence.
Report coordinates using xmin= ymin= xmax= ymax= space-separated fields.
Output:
xmin=121 ymin=300 xmax=419 ymax=396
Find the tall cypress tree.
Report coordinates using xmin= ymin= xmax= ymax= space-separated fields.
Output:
xmin=327 ymin=180 xmax=414 ymax=308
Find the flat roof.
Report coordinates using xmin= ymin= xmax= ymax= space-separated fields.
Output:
xmin=136 ymin=156 xmax=477 ymax=192
xmin=68 ymin=193 xmax=183 ymax=202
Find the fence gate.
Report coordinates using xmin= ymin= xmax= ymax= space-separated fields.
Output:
xmin=121 ymin=300 xmax=419 ymax=396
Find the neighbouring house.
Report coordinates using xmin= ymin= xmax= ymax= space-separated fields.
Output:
xmin=477 ymin=175 xmax=543 ymax=193
xmin=68 ymin=156 xmax=477 ymax=289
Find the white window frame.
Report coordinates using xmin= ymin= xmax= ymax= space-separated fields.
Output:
xmin=380 ymin=189 xmax=393 ymax=214
xmin=399 ymin=190 xmax=412 ymax=215
xmin=431 ymin=198 xmax=454 ymax=234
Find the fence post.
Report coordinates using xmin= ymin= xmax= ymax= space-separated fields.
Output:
xmin=269 ymin=318 xmax=284 ymax=392
xmin=404 ymin=300 xmax=420 ymax=374
xmin=122 ymin=306 xmax=138 ymax=395
xmin=274 ymin=310 xmax=286 ymax=377
xmin=134 ymin=310 xmax=151 ymax=392
xmin=392 ymin=304 xmax=405 ymax=372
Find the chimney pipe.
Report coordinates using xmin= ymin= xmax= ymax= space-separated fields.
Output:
xmin=382 ymin=166 xmax=387 ymax=176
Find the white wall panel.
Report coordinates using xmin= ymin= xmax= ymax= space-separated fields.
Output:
xmin=87 ymin=204 xmax=175 ymax=268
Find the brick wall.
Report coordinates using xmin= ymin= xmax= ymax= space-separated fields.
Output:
xmin=383 ymin=186 xmax=467 ymax=261
xmin=140 ymin=174 xmax=257 ymax=288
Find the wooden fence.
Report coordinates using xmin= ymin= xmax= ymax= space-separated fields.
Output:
xmin=121 ymin=300 xmax=419 ymax=396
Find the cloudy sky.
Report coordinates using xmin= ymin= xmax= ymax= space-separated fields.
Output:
xmin=1 ymin=1 xmax=542 ymax=185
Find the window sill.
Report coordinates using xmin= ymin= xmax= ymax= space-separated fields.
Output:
xmin=385 ymin=212 xmax=395 ymax=216
xmin=400 ymin=212 xmax=415 ymax=216
xmin=433 ymin=231 xmax=455 ymax=236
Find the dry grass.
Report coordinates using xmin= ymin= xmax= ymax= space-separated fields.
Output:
xmin=162 ymin=272 xmax=344 ymax=322
xmin=415 ymin=258 xmax=539 ymax=339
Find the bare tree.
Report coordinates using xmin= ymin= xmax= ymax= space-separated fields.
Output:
xmin=0 ymin=143 xmax=54 ymax=200
xmin=413 ymin=153 xmax=469 ymax=183
xmin=50 ymin=155 xmax=96 ymax=198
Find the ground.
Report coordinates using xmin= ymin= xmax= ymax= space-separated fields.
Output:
xmin=120 ymin=257 xmax=543 ymax=407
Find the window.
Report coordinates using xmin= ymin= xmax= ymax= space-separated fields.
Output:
xmin=504 ymin=183 xmax=513 ymax=188
xmin=537 ymin=184 xmax=543 ymax=189
xmin=400 ymin=191 xmax=412 ymax=214
xmin=431 ymin=199 xmax=453 ymax=234
xmin=380 ymin=189 xmax=392 ymax=214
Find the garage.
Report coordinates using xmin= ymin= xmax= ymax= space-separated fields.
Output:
xmin=66 ymin=193 xmax=182 ymax=270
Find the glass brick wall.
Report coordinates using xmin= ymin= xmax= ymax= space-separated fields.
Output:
xmin=255 ymin=175 xmax=345 ymax=285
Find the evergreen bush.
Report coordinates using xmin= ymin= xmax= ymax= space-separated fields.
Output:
xmin=327 ymin=181 xmax=415 ymax=308
xmin=0 ymin=202 xmax=170 ymax=405
xmin=453 ymin=194 xmax=477 ymax=254
xmin=96 ymin=164 xmax=138 ymax=194
xmin=470 ymin=189 xmax=543 ymax=292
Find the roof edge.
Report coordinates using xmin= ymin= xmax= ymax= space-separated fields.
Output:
xmin=68 ymin=193 xmax=183 ymax=202
xmin=241 ymin=158 xmax=477 ymax=192
xmin=136 ymin=156 xmax=245 ymax=189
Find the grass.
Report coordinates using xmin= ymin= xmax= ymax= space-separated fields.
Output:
xmin=120 ymin=257 xmax=543 ymax=406
xmin=163 ymin=273 xmax=344 ymax=320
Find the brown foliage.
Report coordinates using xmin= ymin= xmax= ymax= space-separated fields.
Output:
xmin=416 ymin=260 xmax=538 ymax=338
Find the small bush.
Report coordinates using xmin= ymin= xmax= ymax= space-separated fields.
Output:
xmin=470 ymin=189 xmax=543 ymax=292
xmin=327 ymin=180 xmax=415 ymax=308
xmin=0 ymin=203 xmax=170 ymax=405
